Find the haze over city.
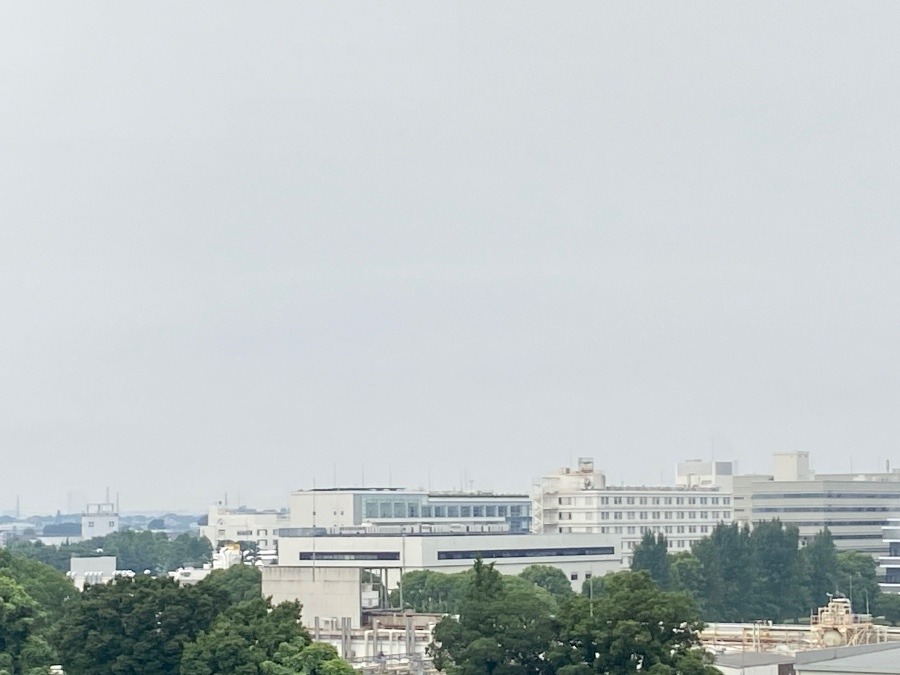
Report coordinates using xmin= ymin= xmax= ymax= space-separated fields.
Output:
xmin=4 ymin=3 xmax=900 ymax=514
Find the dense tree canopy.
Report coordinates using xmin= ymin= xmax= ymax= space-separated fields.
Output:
xmin=10 ymin=531 xmax=212 ymax=574
xmin=630 ymin=520 xmax=885 ymax=624
xmin=431 ymin=561 xmax=716 ymax=675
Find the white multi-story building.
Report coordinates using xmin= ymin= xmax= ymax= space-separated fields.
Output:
xmin=263 ymin=531 xmax=622 ymax=627
xmin=879 ymin=520 xmax=900 ymax=593
xmin=82 ymin=502 xmax=119 ymax=540
xmin=288 ymin=488 xmax=532 ymax=533
xmin=200 ymin=504 xmax=288 ymax=549
xmin=201 ymin=489 xmax=533 ymax=550
xmin=738 ymin=453 xmax=900 ymax=554
xmin=676 ymin=459 xmax=737 ymax=492
xmin=533 ymin=458 xmax=733 ymax=565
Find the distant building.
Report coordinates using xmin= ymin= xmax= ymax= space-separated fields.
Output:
xmin=82 ymin=502 xmax=119 ymax=540
xmin=288 ymin=488 xmax=532 ymax=533
xmin=676 ymin=459 xmax=737 ymax=492
xmin=200 ymin=504 xmax=286 ymax=550
xmin=532 ymin=457 xmax=733 ymax=565
xmin=736 ymin=453 xmax=900 ymax=554
xmin=67 ymin=556 xmax=128 ymax=590
xmin=263 ymin=531 xmax=621 ymax=628
xmin=879 ymin=520 xmax=900 ymax=593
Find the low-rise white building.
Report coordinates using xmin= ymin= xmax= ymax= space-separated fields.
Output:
xmin=263 ymin=531 xmax=622 ymax=627
xmin=82 ymin=502 xmax=119 ymax=540
xmin=200 ymin=504 xmax=288 ymax=549
xmin=533 ymin=458 xmax=733 ymax=564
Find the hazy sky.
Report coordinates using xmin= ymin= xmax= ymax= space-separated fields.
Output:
xmin=3 ymin=3 xmax=900 ymax=514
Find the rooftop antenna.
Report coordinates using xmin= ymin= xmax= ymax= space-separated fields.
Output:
xmin=105 ymin=486 xmax=110 ymax=503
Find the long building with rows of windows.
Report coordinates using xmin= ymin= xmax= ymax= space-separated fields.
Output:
xmin=532 ymin=457 xmax=733 ymax=565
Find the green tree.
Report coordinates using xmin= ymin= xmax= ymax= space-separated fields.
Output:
xmin=55 ymin=574 xmax=226 ymax=675
xmin=181 ymin=598 xmax=311 ymax=675
xmin=799 ymin=529 xmax=838 ymax=612
xmin=631 ymin=532 xmax=670 ymax=589
xmin=519 ymin=565 xmax=574 ymax=604
xmin=431 ymin=559 xmax=557 ymax=675
xmin=875 ymin=593 xmax=900 ymax=625
xmin=198 ymin=565 xmax=262 ymax=605
xmin=260 ymin=641 xmax=355 ymax=675
xmin=836 ymin=551 xmax=880 ymax=613
xmin=0 ymin=573 xmax=52 ymax=675
xmin=555 ymin=571 xmax=717 ymax=675
xmin=747 ymin=520 xmax=803 ymax=622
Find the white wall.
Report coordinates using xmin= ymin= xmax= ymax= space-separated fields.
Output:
xmin=262 ymin=566 xmax=364 ymax=627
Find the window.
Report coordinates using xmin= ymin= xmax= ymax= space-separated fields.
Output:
xmin=570 ymin=572 xmax=579 ymax=581
xmin=473 ymin=506 xmax=485 ymax=517
xmin=301 ymin=551 xmax=400 ymax=561
xmin=676 ymin=497 xmax=685 ymax=505
xmin=559 ymin=497 xmax=572 ymax=505
xmin=639 ymin=497 xmax=648 ymax=505
xmin=626 ymin=511 xmax=635 ymax=520
xmin=510 ymin=506 xmax=522 ymax=516
xmin=422 ymin=506 xmax=432 ymax=517
xmin=677 ymin=540 xmax=685 ymax=548
xmin=448 ymin=506 xmax=460 ymax=518
xmin=436 ymin=546 xmax=615 ymax=561
xmin=700 ymin=526 xmax=709 ymax=533
xmin=688 ymin=497 xmax=697 ymax=505
xmin=677 ymin=511 xmax=685 ymax=519
xmin=614 ymin=512 xmax=623 ymax=520
xmin=486 ymin=506 xmax=496 ymax=517
xmin=664 ymin=526 xmax=673 ymax=534
xmin=711 ymin=497 xmax=720 ymax=505
xmin=652 ymin=497 xmax=661 ymax=505
xmin=560 ymin=512 xmax=572 ymax=521
xmin=723 ymin=511 xmax=731 ymax=519
xmin=639 ymin=512 xmax=648 ymax=520
xmin=627 ymin=526 xmax=636 ymax=534
xmin=699 ymin=511 xmax=708 ymax=519
xmin=108 ymin=521 xmax=116 ymax=528
xmin=88 ymin=521 xmax=94 ymax=527
xmin=613 ymin=497 xmax=623 ymax=505
xmin=257 ymin=529 xmax=268 ymax=536
xmin=677 ymin=526 xmax=685 ymax=533
xmin=461 ymin=506 xmax=471 ymax=517
xmin=711 ymin=511 xmax=719 ymax=519
xmin=601 ymin=512 xmax=610 ymax=520
xmin=585 ymin=572 xmax=592 ymax=579
xmin=497 ymin=506 xmax=507 ymax=517
xmin=434 ymin=506 xmax=446 ymax=517
xmin=664 ymin=497 xmax=673 ymax=505
xmin=651 ymin=511 xmax=660 ymax=519
xmin=601 ymin=497 xmax=610 ymax=505
xmin=626 ymin=497 xmax=635 ymax=505
xmin=664 ymin=511 xmax=673 ymax=519
xmin=688 ymin=525 xmax=697 ymax=533
xmin=699 ymin=497 xmax=708 ymax=505
xmin=723 ymin=497 xmax=731 ymax=505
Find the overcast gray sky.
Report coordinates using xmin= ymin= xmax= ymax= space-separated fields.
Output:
xmin=3 ymin=3 xmax=900 ymax=514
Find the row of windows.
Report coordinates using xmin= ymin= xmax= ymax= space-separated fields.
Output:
xmin=754 ymin=492 xmax=900 ymax=500
xmin=362 ymin=501 xmax=526 ymax=520
xmin=299 ymin=551 xmax=401 ymax=561
xmin=755 ymin=507 xmax=891 ymax=513
xmin=436 ymin=546 xmax=615 ymax=561
xmin=754 ymin=519 xmax=888 ymax=527
xmin=560 ymin=510 xmax=730 ymax=521
xmin=591 ymin=525 xmax=710 ymax=535
xmin=625 ymin=539 xmax=700 ymax=550
xmin=561 ymin=496 xmax=730 ymax=506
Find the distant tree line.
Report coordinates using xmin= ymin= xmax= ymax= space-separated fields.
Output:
xmin=629 ymin=520 xmax=900 ymax=624
xmin=8 ymin=530 xmax=212 ymax=574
